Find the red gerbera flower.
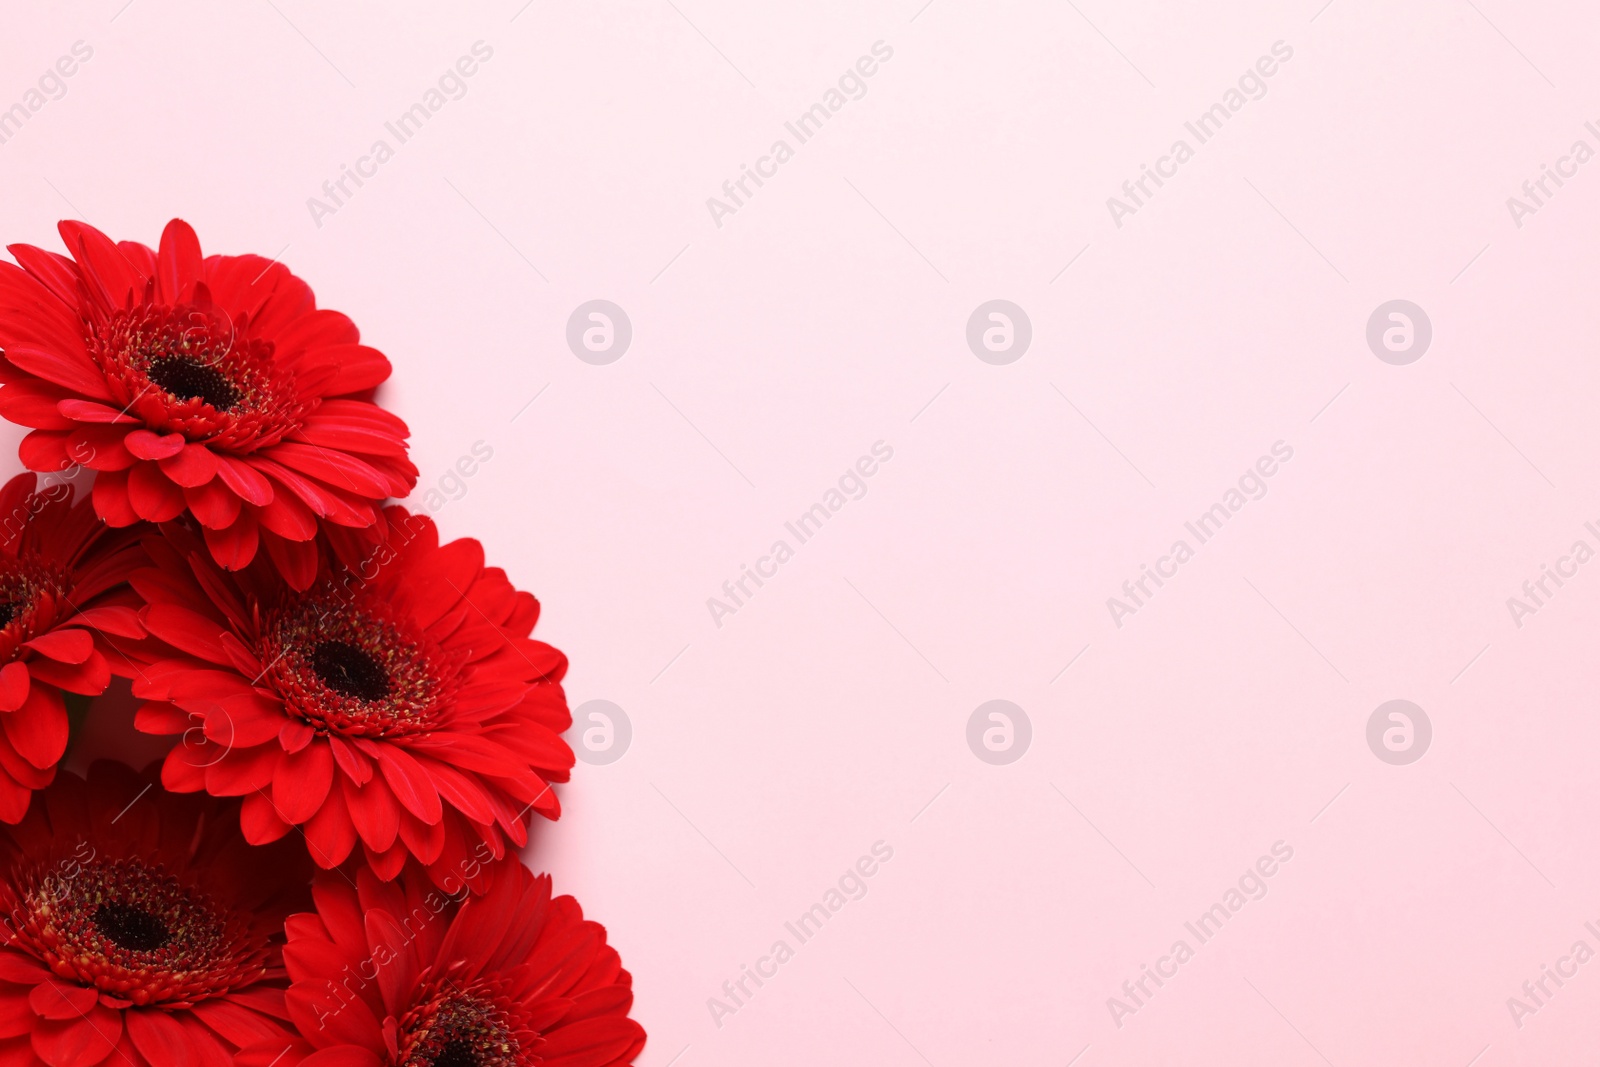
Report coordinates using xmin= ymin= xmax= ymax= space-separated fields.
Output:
xmin=242 ymin=861 xmax=645 ymax=1067
xmin=0 ymin=473 xmax=144 ymax=823
xmin=0 ymin=761 xmax=311 ymax=1067
xmin=129 ymin=508 xmax=573 ymax=889
xmin=0 ymin=219 xmax=418 ymax=589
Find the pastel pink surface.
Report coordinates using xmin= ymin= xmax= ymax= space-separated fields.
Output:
xmin=14 ymin=0 xmax=1600 ymax=1062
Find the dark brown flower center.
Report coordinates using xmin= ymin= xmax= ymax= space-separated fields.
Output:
xmin=93 ymin=902 xmax=172 ymax=952
xmin=6 ymin=855 xmax=272 ymax=1005
xmin=89 ymin=300 xmax=307 ymax=451
xmin=147 ymin=355 xmax=241 ymax=411
xmin=261 ymin=592 xmax=459 ymax=739
xmin=431 ymin=1040 xmax=483 ymax=1067
xmin=398 ymin=990 xmax=522 ymax=1067
xmin=311 ymin=639 xmax=391 ymax=702
xmin=0 ymin=559 xmax=68 ymax=660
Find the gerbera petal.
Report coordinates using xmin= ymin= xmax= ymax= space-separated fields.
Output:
xmin=90 ymin=469 xmax=139 ymax=527
xmin=0 ymin=663 xmax=30 ymax=713
xmin=59 ymin=220 xmax=147 ymax=312
xmin=537 ymin=1017 xmax=649 ymax=1067
xmin=0 ymin=381 xmax=75 ymax=429
xmin=202 ymin=511 xmax=260 ymax=571
xmin=19 ymin=430 xmax=72 ymax=473
xmin=274 ymin=742 xmax=334 ymax=824
xmin=157 ymin=218 xmax=203 ymax=304
xmin=141 ymin=603 xmax=230 ymax=665
xmin=23 ymin=628 xmax=94 ymax=664
xmin=341 ymin=776 xmax=399 ymax=852
xmin=127 ymin=461 xmax=187 ymax=522
xmin=123 ymin=429 xmax=186 ymax=461
xmin=30 ymin=1003 xmax=122 ymax=1067
xmin=374 ymin=746 xmax=442 ymax=825
xmin=240 ymin=791 xmax=295 ymax=844
xmin=302 ymin=790 xmax=358 ymax=868
xmin=264 ymin=443 xmax=392 ymax=500
xmin=67 ymin=425 xmax=136 ymax=471
xmin=184 ymin=478 xmax=244 ymax=529
xmin=56 ymin=399 xmax=138 ymax=424
xmin=214 ymin=456 xmax=274 ymax=507
xmin=158 ymin=442 xmax=219 ymax=487
xmin=3 ymin=343 xmax=115 ymax=403
xmin=2 ymin=684 xmax=66 ymax=769
xmin=260 ymin=533 xmax=318 ymax=592
xmin=29 ymin=980 xmax=100 ymax=1020
xmin=298 ymin=1047 xmax=384 ymax=1067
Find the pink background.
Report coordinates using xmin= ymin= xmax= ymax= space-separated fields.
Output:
xmin=8 ymin=0 xmax=1600 ymax=1063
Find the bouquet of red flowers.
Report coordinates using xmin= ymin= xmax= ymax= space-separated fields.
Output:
xmin=0 ymin=221 xmax=646 ymax=1067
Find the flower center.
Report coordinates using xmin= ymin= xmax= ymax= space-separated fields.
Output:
xmin=92 ymin=902 xmax=172 ymax=952
xmin=146 ymin=355 xmax=241 ymax=411
xmin=88 ymin=300 xmax=307 ymax=451
xmin=431 ymin=1041 xmax=483 ymax=1067
xmin=398 ymin=989 xmax=524 ymax=1067
xmin=260 ymin=592 xmax=458 ymax=739
xmin=0 ymin=558 xmax=68 ymax=662
xmin=311 ymin=639 xmax=391 ymax=702
xmin=6 ymin=856 xmax=272 ymax=1005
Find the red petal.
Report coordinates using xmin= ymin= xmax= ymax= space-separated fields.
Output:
xmin=141 ymin=604 xmax=230 ymax=665
xmin=126 ymin=462 xmax=186 ymax=521
xmin=374 ymin=746 xmax=442 ymax=824
xmin=60 ymin=220 xmax=146 ymax=313
xmin=90 ymin=469 xmax=139 ymax=527
xmin=2 ymin=684 xmax=65 ymax=769
xmin=157 ymin=219 xmax=202 ymax=304
xmin=240 ymin=792 xmax=294 ymax=844
xmin=273 ymin=742 xmax=334 ymax=824
xmin=0 ymin=381 xmax=74 ymax=429
xmin=159 ymin=442 xmax=218 ymax=487
xmin=303 ymin=789 xmax=358 ymax=867
xmin=125 ymin=1009 xmax=197 ymax=1067
xmin=24 ymin=628 xmax=93 ymax=664
xmin=29 ymin=981 xmax=99 ymax=1020
xmin=30 ymin=1001 xmax=121 ymax=1066
xmin=215 ymin=456 xmax=274 ymax=506
xmin=57 ymin=399 xmax=137 ymax=424
xmin=261 ymin=533 xmax=319 ymax=592
xmin=266 ymin=443 xmax=391 ymax=500
xmin=0 ymin=663 xmax=29 ymax=713
xmin=19 ymin=431 xmax=71 ymax=473
xmin=341 ymin=775 xmax=399 ymax=851
xmin=3 ymin=343 xmax=114 ymax=403
xmin=537 ymin=1018 xmax=647 ymax=1067
xmin=67 ymin=425 xmax=135 ymax=471
xmin=253 ymin=487 xmax=318 ymax=541
xmin=124 ymin=429 xmax=186 ymax=461
xmin=184 ymin=478 xmax=243 ymax=529
xmin=299 ymin=1048 xmax=384 ymax=1067
xmin=202 ymin=512 xmax=260 ymax=570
